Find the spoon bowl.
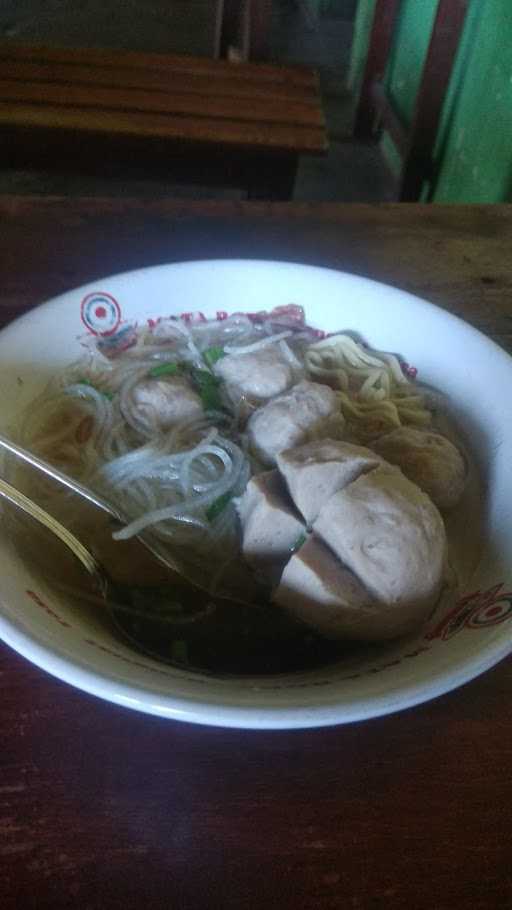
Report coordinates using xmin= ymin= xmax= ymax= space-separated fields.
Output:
xmin=0 ymin=432 xmax=261 ymax=605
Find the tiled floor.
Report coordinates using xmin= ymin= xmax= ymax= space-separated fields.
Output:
xmin=0 ymin=0 xmax=396 ymax=202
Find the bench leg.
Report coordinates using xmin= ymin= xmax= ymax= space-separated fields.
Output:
xmin=247 ymin=154 xmax=298 ymax=201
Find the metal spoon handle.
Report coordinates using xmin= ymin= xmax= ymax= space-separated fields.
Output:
xmin=0 ymin=477 xmax=106 ymax=592
xmin=0 ymin=433 xmax=184 ymax=582
xmin=0 ymin=432 xmax=120 ymax=520
xmin=0 ymin=435 xmax=256 ymax=603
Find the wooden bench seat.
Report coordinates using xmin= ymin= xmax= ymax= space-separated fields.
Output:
xmin=0 ymin=44 xmax=328 ymax=199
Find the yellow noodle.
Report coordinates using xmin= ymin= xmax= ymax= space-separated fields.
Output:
xmin=306 ymin=334 xmax=432 ymax=436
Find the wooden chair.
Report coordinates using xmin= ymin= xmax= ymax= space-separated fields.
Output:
xmin=0 ymin=42 xmax=327 ymax=200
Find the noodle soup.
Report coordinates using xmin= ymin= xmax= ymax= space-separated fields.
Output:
xmin=5 ymin=305 xmax=483 ymax=675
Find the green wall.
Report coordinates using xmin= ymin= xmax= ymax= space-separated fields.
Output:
xmin=385 ymin=1 xmax=437 ymax=123
xmin=347 ymin=0 xmax=376 ymax=93
xmin=432 ymin=0 xmax=512 ymax=201
xmin=350 ymin=0 xmax=512 ymax=202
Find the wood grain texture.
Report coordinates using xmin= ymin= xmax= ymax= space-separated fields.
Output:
xmin=0 ymin=199 xmax=511 ymax=910
xmin=0 ymin=42 xmax=318 ymax=87
xmin=0 ymin=44 xmax=326 ymax=170
xmin=0 ymin=76 xmax=324 ymax=129
xmin=0 ymin=101 xmax=326 ymax=154
xmin=0 ymin=59 xmax=320 ymax=104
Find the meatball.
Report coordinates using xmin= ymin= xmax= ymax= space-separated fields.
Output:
xmin=236 ymin=470 xmax=305 ymax=570
xmin=313 ymin=464 xmax=447 ymax=635
xmin=247 ymin=380 xmax=342 ymax=466
xmin=374 ymin=426 xmax=466 ymax=509
xmin=276 ymin=438 xmax=383 ymax=525
xmin=274 ymin=536 xmax=380 ymax=640
xmin=215 ymin=344 xmax=296 ymax=402
xmin=132 ymin=376 xmax=203 ymax=430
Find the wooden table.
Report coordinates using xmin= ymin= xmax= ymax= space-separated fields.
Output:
xmin=1 ymin=199 xmax=511 ymax=910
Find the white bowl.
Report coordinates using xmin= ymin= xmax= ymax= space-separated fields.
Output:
xmin=1 ymin=260 xmax=511 ymax=729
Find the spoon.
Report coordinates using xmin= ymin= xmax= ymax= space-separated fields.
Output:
xmin=0 ymin=432 xmax=178 ymax=571
xmin=0 ymin=475 xmax=108 ymax=594
xmin=0 ymin=476 xmax=337 ymax=676
xmin=0 ymin=433 xmax=261 ymax=605
xmin=0 ymin=474 xmax=233 ymax=665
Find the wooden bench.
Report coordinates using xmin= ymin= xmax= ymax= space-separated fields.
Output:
xmin=0 ymin=44 xmax=327 ymax=199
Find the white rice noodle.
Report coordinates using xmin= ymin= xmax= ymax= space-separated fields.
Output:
xmin=64 ymin=384 xmax=114 ymax=447
xmin=163 ymin=319 xmax=203 ymax=364
xmin=223 ymin=330 xmax=293 ymax=356
xmin=179 ymin=443 xmax=230 ymax=497
xmin=112 ymin=454 xmax=241 ymax=541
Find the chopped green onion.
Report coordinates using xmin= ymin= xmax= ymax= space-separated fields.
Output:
xmin=76 ymin=377 xmax=113 ymax=400
xmin=148 ymin=361 xmax=180 ymax=379
xmin=292 ymin=532 xmax=307 ymax=552
xmin=206 ymin=491 xmax=232 ymax=522
xmin=202 ymin=345 xmax=226 ymax=368
xmin=191 ymin=368 xmax=224 ymax=411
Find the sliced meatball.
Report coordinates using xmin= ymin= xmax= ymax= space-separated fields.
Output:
xmin=215 ymin=344 xmax=296 ymax=402
xmin=236 ymin=470 xmax=305 ymax=569
xmin=247 ymin=380 xmax=342 ymax=466
xmin=276 ymin=439 xmax=383 ymax=525
xmin=132 ymin=376 xmax=203 ymax=430
xmin=313 ymin=464 xmax=446 ymax=632
xmin=274 ymin=537 xmax=384 ymax=640
xmin=374 ymin=426 xmax=467 ymax=509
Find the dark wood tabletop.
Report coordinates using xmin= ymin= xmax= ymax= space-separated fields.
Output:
xmin=1 ymin=198 xmax=511 ymax=910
